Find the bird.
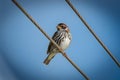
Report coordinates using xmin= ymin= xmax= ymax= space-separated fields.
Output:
xmin=43 ymin=23 xmax=72 ymax=65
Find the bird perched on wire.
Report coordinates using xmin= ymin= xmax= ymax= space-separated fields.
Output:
xmin=43 ymin=23 xmax=72 ymax=65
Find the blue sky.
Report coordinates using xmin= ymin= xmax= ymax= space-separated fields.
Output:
xmin=0 ymin=0 xmax=120 ymax=80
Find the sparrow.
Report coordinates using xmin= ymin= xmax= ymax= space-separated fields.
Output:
xmin=43 ymin=23 xmax=72 ymax=65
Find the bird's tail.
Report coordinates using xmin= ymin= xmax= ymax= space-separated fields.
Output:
xmin=43 ymin=52 xmax=56 ymax=65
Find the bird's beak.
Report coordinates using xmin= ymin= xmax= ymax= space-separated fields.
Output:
xmin=65 ymin=27 xmax=69 ymax=33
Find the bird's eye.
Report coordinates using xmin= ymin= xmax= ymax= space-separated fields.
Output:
xmin=62 ymin=25 xmax=66 ymax=29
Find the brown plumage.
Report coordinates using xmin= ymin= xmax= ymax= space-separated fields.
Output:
xmin=43 ymin=23 xmax=72 ymax=65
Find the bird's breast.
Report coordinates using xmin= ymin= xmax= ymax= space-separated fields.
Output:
xmin=60 ymin=36 xmax=71 ymax=50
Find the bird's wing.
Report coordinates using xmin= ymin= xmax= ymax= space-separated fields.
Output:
xmin=47 ymin=30 xmax=65 ymax=54
xmin=47 ymin=31 xmax=58 ymax=54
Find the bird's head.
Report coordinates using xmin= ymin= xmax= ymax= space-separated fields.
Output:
xmin=57 ymin=23 xmax=69 ymax=32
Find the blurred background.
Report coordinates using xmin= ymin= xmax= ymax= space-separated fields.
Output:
xmin=0 ymin=0 xmax=120 ymax=80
